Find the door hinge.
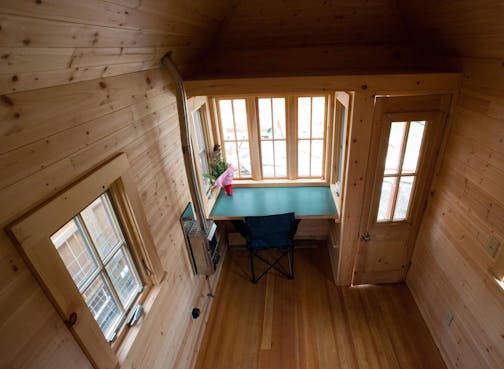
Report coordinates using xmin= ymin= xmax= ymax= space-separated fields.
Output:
xmin=360 ymin=232 xmax=371 ymax=242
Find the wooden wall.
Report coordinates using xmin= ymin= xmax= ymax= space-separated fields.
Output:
xmin=0 ymin=1 xmax=233 ymax=367
xmin=407 ymin=58 xmax=504 ymax=369
xmin=0 ymin=64 xmax=216 ymax=369
xmin=0 ymin=0 xmax=231 ymax=95
xmin=398 ymin=2 xmax=504 ymax=368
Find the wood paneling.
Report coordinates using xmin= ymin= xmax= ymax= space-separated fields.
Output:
xmin=197 ymin=45 xmax=437 ymax=77
xmin=0 ymin=0 xmax=232 ymax=94
xmin=0 ymin=67 xmax=215 ymax=368
xmin=398 ymin=0 xmax=504 ymax=58
xmin=195 ymin=246 xmax=447 ymax=369
xmin=407 ymin=58 xmax=504 ymax=369
xmin=210 ymin=0 xmax=407 ymax=50
xmin=186 ymin=73 xmax=461 ymax=97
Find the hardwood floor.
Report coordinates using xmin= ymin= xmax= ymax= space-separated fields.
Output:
xmin=195 ymin=246 xmax=447 ymax=369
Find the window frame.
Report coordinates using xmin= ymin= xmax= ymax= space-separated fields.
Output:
xmin=212 ymin=93 xmax=334 ymax=183
xmin=191 ymin=104 xmax=213 ymax=196
xmin=329 ymin=92 xmax=352 ymax=214
xmin=51 ymin=191 xmax=144 ymax=342
xmin=295 ymin=95 xmax=328 ymax=179
xmin=187 ymin=96 xmax=223 ymax=216
xmin=376 ymin=120 xmax=427 ymax=223
xmin=257 ymin=96 xmax=289 ymax=179
xmin=6 ymin=153 xmax=164 ymax=369
xmin=215 ymin=97 xmax=253 ymax=179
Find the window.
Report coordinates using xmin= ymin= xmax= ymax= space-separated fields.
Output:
xmin=258 ymin=98 xmax=287 ymax=177
xmin=7 ymin=154 xmax=163 ymax=369
xmin=50 ymin=193 xmax=143 ymax=342
xmin=297 ymin=96 xmax=326 ymax=177
xmin=192 ymin=107 xmax=212 ymax=194
xmin=377 ymin=120 xmax=426 ymax=222
xmin=217 ymin=99 xmax=251 ymax=178
xmin=215 ymin=95 xmax=330 ymax=181
xmin=330 ymin=92 xmax=351 ymax=213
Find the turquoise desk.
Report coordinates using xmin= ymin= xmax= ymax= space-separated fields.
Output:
xmin=210 ymin=186 xmax=338 ymax=220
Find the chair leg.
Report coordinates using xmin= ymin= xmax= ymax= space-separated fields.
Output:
xmin=249 ymin=249 xmax=257 ymax=283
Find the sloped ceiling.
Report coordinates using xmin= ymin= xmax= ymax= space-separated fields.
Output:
xmin=397 ymin=0 xmax=504 ymax=59
xmin=211 ymin=0 xmax=408 ymax=49
xmin=195 ymin=0 xmax=503 ymax=76
xmin=209 ymin=0 xmax=503 ymax=56
xmin=0 ymin=0 xmax=501 ymax=93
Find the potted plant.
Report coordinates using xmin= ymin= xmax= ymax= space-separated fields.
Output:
xmin=204 ymin=145 xmax=234 ymax=195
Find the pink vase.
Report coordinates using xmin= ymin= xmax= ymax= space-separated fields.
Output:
xmin=224 ymin=184 xmax=233 ymax=196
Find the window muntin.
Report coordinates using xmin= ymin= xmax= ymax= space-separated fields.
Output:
xmin=50 ymin=192 xmax=143 ymax=342
xmin=258 ymin=98 xmax=287 ymax=177
xmin=377 ymin=120 xmax=426 ymax=222
xmin=218 ymin=99 xmax=251 ymax=178
xmin=297 ymin=96 xmax=326 ymax=178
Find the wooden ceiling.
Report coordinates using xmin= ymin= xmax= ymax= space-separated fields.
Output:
xmin=397 ymin=0 xmax=504 ymax=59
xmin=197 ymin=0 xmax=503 ymax=76
xmin=210 ymin=0 xmax=407 ymax=49
xmin=0 ymin=0 xmax=501 ymax=93
xmin=209 ymin=0 xmax=503 ymax=56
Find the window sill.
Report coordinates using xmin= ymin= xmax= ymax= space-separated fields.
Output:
xmin=116 ymin=273 xmax=165 ymax=363
xmin=232 ymin=179 xmax=329 ymax=188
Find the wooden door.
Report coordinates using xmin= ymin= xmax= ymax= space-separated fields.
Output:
xmin=352 ymin=96 xmax=450 ymax=284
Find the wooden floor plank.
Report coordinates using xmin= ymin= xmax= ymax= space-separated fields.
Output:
xmin=195 ymin=246 xmax=447 ymax=369
xmin=260 ymin=274 xmax=274 ymax=350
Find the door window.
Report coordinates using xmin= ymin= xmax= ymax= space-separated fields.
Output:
xmin=377 ymin=121 xmax=426 ymax=222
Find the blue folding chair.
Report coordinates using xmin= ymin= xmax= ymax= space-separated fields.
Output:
xmin=234 ymin=213 xmax=300 ymax=283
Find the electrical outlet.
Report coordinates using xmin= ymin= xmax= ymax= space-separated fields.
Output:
xmin=487 ymin=236 xmax=501 ymax=258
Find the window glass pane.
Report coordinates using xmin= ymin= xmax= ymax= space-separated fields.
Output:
xmin=298 ymin=97 xmax=311 ymax=139
xmin=402 ymin=121 xmax=426 ymax=174
xmin=258 ymin=98 xmax=272 ymax=139
xmin=233 ymin=99 xmax=248 ymax=141
xmin=394 ymin=176 xmax=415 ymax=221
xmin=261 ymin=141 xmax=274 ymax=177
xmin=219 ymin=100 xmax=235 ymax=140
xmin=192 ymin=109 xmax=206 ymax=153
xmin=384 ymin=122 xmax=407 ymax=175
xmin=237 ymin=141 xmax=251 ymax=177
xmin=105 ymin=247 xmax=142 ymax=308
xmin=83 ymin=275 xmax=122 ymax=341
xmin=193 ymin=109 xmax=211 ymax=192
xmin=377 ymin=177 xmax=397 ymax=222
xmin=298 ymin=140 xmax=311 ymax=176
xmin=81 ymin=194 xmax=122 ymax=260
xmin=51 ymin=219 xmax=97 ymax=289
xmin=274 ymin=140 xmax=287 ymax=177
xmin=311 ymin=139 xmax=324 ymax=177
xmin=224 ymin=142 xmax=238 ymax=175
xmin=312 ymin=97 xmax=325 ymax=138
xmin=272 ymin=98 xmax=286 ymax=139
xmin=198 ymin=151 xmax=209 ymax=178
